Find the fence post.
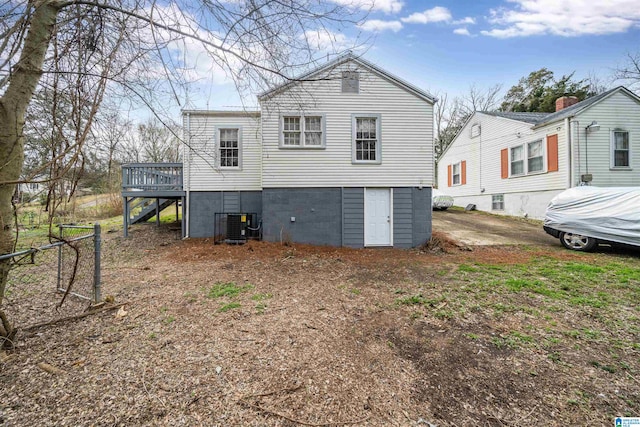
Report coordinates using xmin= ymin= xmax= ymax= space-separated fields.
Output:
xmin=93 ymin=223 xmax=101 ymax=302
xmin=57 ymin=225 xmax=62 ymax=292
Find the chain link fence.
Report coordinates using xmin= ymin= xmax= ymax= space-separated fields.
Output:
xmin=0 ymin=224 xmax=101 ymax=330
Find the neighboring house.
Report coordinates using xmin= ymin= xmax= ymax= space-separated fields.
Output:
xmin=14 ymin=179 xmax=45 ymax=203
xmin=437 ymin=86 xmax=640 ymax=219
xmin=179 ymin=54 xmax=436 ymax=247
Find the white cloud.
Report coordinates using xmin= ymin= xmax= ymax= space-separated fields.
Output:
xmin=453 ymin=28 xmax=471 ymax=36
xmin=331 ymin=0 xmax=404 ymax=14
xmin=401 ymin=6 xmax=452 ymax=24
xmin=482 ymin=0 xmax=640 ymax=38
xmin=359 ymin=19 xmax=403 ymax=32
xmin=303 ymin=29 xmax=350 ymax=52
xmin=453 ymin=17 xmax=476 ymax=25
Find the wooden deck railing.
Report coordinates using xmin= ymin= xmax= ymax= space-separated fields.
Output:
xmin=122 ymin=163 xmax=183 ymax=192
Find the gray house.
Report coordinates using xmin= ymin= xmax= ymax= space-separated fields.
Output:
xmin=123 ymin=54 xmax=436 ymax=248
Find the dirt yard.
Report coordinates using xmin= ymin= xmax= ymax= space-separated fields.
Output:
xmin=1 ymin=223 xmax=639 ymax=426
xmin=432 ymin=209 xmax=559 ymax=247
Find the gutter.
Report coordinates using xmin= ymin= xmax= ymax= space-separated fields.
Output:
xmin=185 ymin=112 xmax=191 ymax=238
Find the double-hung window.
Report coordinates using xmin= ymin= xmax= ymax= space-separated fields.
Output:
xmin=611 ymin=131 xmax=630 ymax=168
xmin=510 ymin=145 xmax=524 ymax=176
xmin=527 ymin=140 xmax=544 ymax=173
xmin=280 ymin=115 xmax=325 ymax=148
xmin=218 ymin=128 xmax=241 ymax=169
xmin=452 ymin=162 xmax=461 ymax=185
xmin=510 ymin=139 xmax=544 ymax=176
xmin=352 ymin=114 xmax=381 ymax=164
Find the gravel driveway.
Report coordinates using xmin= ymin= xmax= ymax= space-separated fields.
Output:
xmin=432 ymin=209 xmax=559 ymax=247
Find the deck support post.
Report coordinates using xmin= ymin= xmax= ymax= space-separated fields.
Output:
xmin=123 ymin=197 xmax=129 ymax=237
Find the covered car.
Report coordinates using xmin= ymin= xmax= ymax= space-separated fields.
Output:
xmin=543 ymin=186 xmax=640 ymax=251
xmin=432 ymin=189 xmax=454 ymax=210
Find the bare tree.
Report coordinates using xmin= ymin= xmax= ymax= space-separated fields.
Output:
xmin=615 ymin=52 xmax=640 ymax=92
xmin=0 ymin=0 xmax=366 ymax=347
xmin=434 ymin=84 xmax=502 ymax=159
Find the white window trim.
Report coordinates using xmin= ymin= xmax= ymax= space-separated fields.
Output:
xmin=451 ymin=161 xmax=461 ymax=186
xmin=509 ymin=139 xmax=546 ymax=177
xmin=215 ymin=126 xmax=242 ymax=170
xmin=610 ymin=130 xmax=632 ymax=170
xmin=352 ymin=113 xmax=382 ymax=165
xmin=278 ymin=113 xmax=326 ymax=149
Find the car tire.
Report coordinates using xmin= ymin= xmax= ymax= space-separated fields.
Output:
xmin=441 ymin=207 xmax=448 ymax=211
xmin=559 ymin=232 xmax=598 ymax=251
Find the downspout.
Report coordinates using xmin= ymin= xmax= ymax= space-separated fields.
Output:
xmin=565 ymin=118 xmax=572 ymax=188
xmin=185 ymin=112 xmax=191 ymax=238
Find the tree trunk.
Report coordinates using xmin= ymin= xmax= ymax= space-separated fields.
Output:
xmin=0 ymin=0 xmax=62 ymax=348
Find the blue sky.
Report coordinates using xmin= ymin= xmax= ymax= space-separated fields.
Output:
xmin=184 ymin=0 xmax=640 ymax=110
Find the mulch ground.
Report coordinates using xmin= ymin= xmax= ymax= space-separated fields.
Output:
xmin=0 ymin=224 xmax=637 ymax=426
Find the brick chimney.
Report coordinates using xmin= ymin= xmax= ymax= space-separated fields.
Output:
xmin=555 ymin=96 xmax=579 ymax=112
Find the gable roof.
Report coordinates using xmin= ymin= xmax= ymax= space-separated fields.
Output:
xmin=480 ymin=111 xmax=548 ymax=124
xmin=258 ymin=53 xmax=436 ymax=104
xmin=532 ymin=86 xmax=640 ymax=128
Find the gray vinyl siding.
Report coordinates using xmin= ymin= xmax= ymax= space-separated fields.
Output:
xmin=222 ymin=192 xmax=240 ymax=212
xmin=392 ymin=188 xmax=413 ymax=248
xmin=342 ymin=187 xmax=364 ymax=248
xmin=261 ymin=61 xmax=433 ymax=188
xmin=412 ymin=187 xmax=431 ymax=247
xmin=570 ymin=91 xmax=640 ymax=187
xmin=184 ymin=113 xmax=261 ymax=191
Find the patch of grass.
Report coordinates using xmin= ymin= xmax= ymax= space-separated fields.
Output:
xmin=396 ymin=294 xmax=426 ymax=305
xmin=492 ymin=331 xmax=535 ymax=350
xmin=218 ymin=302 xmax=241 ymax=312
xmin=255 ymin=303 xmax=266 ymax=314
xmin=164 ymin=315 xmax=176 ymax=324
xmin=458 ymin=264 xmax=479 ymax=273
xmin=591 ymin=361 xmax=616 ymax=374
xmin=207 ymin=282 xmax=253 ymax=299
xmin=251 ymin=293 xmax=272 ymax=301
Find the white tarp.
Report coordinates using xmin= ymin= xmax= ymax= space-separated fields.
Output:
xmin=544 ymin=187 xmax=640 ymax=247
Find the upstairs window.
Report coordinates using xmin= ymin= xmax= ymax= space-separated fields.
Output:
xmin=280 ymin=115 xmax=325 ymax=148
xmin=342 ymin=71 xmax=360 ymax=93
xmin=304 ymin=116 xmax=322 ymax=146
xmin=612 ymin=131 xmax=630 ymax=168
xmin=218 ymin=128 xmax=240 ymax=168
xmin=282 ymin=116 xmax=301 ymax=146
xmin=352 ymin=115 xmax=381 ymax=164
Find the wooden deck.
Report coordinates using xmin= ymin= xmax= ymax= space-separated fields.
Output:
xmin=121 ymin=163 xmax=185 ymax=237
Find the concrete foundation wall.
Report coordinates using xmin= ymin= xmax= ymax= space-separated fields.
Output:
xmin=451 ymin=189 xmax=563 ymax=220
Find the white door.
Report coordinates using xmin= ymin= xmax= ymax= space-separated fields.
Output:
xmin=365 ymin=188 xmax=391 ymax=246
